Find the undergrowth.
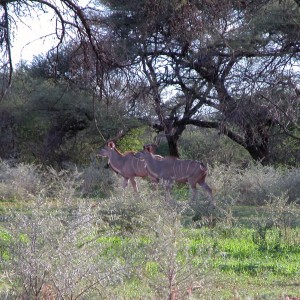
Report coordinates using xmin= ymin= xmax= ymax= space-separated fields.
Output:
xmin=0 ymin=161 xmax=299 ymax=299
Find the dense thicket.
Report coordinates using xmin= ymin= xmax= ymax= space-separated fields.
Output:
xmin=0 ymin=62 xmax=145 ymax=166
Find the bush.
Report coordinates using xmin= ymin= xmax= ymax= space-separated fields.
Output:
xmin=0 ymin=160 xmax=42 ymax=201
xmin=179 ymin=128 xmax=252 ymax=166
xmin=3 ymin=199 xmax=128 ymax=299
xmin=81 ymin=157 xmax=118 ymax=198
xmin=209 ymin=163 xmax=300 ymax=206
xmin=0 ymin=162 xmax=212 ymax=299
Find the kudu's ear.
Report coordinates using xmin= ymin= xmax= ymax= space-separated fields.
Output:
xmin=144 ymin=144 xmax=157 ymax=154
xmin=143 ymin=144 xmax=152 ymax=152
xmin=108 ymin=141 xmax=115 ymax=149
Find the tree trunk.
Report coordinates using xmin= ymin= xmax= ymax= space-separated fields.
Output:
xmin=244 ymin=124 xmax=271 ymax=165
xmin=167 ymin=135 xmax=180 ymax=157
xmin=165 ymin=124 xmax=186 ymax=157
xmin=245 ymin=144 xmax=270 ymax=165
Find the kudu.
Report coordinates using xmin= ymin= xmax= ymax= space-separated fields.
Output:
xmin=98 ymin=141 xmax=158 ymax=191
xmin=136 ymin=144 xmax=214 ymax=205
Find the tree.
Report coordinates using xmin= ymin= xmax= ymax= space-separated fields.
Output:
xmin=2 ymin=0 xmax=300 ymax=164
xmin=0 ymin=0 xmax=116 ymax=98
xmin=101 ymin=0 xmax=300 ymax=164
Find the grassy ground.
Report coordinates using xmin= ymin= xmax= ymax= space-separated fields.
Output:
xmin=0 ymin=166 xmax=300 ymax=299
xmin=86 ymin=225 xmax=300 ymax=299
xmin=186 ymin=227 xmax=300 ymax=299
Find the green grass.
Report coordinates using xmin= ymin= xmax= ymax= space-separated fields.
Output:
xmin=186 ymin=227 xmax=300 ymax=272
xmin=83 ymin=225 xmax=300 ymax=298
xmin=1 ymin=199 xmax=300 ymax=299
xmin=183 ymin=226 xmax=300 ymax=298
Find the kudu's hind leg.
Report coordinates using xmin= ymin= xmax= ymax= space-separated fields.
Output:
xmin=150 ymin=177 xmax=159 ymax=191
xmin=190 ymin=185 xmax=198 ymax=202
xmin=122 ymin=178 xmax=129 ymax=189
xmin=163 ymin=179 xmax=174 ymax=201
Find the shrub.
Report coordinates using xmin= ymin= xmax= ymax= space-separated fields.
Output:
xmin=1 ymin=188 xmax=129 ymax=299
xmin=179 ymin=128 xmax=252 ymax=166
xmin=235 ymin=164 xmax=282 ymax=205
xmin=0 ymin=161 xmax=42 ymax=201
xmin=209 ymin=163 xmax=300 ymax=206
xmin=80 ymin=157 xmax=116 ymax=198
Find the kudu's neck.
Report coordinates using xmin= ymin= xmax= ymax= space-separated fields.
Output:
xmin=143 ymin=152 xmax=160 ymax=176
xmin=108 ymin=148 xmax=124 ymax=173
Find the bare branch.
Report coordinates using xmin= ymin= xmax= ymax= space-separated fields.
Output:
xmin=177 ymin=118 xmax=247 ymax=148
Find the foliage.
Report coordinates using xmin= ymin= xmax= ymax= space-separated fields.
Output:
xmin=0 ymin=160 xmax=42 ymax=201
xmin=100 ymin=0 xmax=300 ymax=163
xmin=179 ymin=128 xmax=252 ymax=166
xmin=209 ymin=163 xmax=300 ymax=206
xmin=0 ymin=162 xmax=300 ymax=299
xmin=1 ymin=67 xmax=147 ymax=166
xmin=116 ymin=126 xmax=152 ymax=153
xmin=269 ymin=126 xmax=300 ymax=166
xmin=2 ymin=201 xmax=127 ymax=299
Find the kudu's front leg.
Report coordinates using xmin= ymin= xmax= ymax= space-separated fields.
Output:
xmin=129 ymin=177 xmax=138 ymax=192
xmin=122 ymin=177 xmax=138 ymax=192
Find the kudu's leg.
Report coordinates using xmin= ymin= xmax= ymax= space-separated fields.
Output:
xmin=190 ymin=184 xmax=198 ymax=202
xmin=150 ymin=177 xmax=159 ymax=191
xmin=129 ymin=177 xmax=138 ymax=192
xmin=163 ymin=179 xmax=173 ymax=201
xmin=199 ymin=182 xmax=215 ymax=207
xmin=122 ymin=178 xmax=129 ymax=189
xmin=200 ymin=182 xmax=212 ymax=197
xmin=187 ymin=178 xmax=198 ymax=202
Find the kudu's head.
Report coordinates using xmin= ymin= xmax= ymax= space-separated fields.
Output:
xmin=142 ymin=134 xmax=165 ymax=155
xmin=143 ymin=144 xmax=157 ymax=154
xmin=133 ymin=142 xmax=157 ymax=160
xmin=134 ymin=147 xmax=153 ymax=160
xmin=97 ymin=129 xmax=124 ymax=158
xmin=98 ymin=141 xmax=116 ymax=158
xmin=134 ymin=140 xmax=164 ymax=161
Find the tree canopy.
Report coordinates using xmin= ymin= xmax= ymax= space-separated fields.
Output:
xmin=1 ymin=0 xmax=300 ymax=164
xmin=100 ymin=0 xmax=300 ymax=163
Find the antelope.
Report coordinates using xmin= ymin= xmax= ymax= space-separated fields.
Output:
xmin=136 ymin=145 xmax=214 ymax=206
xmin=97 ymin=141 xmax=159 ymax=191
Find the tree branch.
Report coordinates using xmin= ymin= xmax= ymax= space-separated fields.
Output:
xmin=176 ymin=118 xmax=247 ymax=147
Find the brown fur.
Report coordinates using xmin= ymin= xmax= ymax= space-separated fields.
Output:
xmin=136 ymin=148 xmax=214 ymax=204
xmin=98 ymin=141 xmax=158 ymax=191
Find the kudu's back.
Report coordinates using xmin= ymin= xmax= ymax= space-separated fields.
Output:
xmin=138 ymin=151 xmax=207 ymax=182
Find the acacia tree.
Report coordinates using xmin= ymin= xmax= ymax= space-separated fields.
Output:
xmin=2 ymin=0 xmax=300 ymax=164
xmin=0 ymin=0 xmax=120 ymax=98
xmin=101 ymin=0 xmax=300 ymax=163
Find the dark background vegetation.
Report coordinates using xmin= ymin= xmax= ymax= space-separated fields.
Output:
xmin=0 ymin=0 xmax=300 ymax=167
